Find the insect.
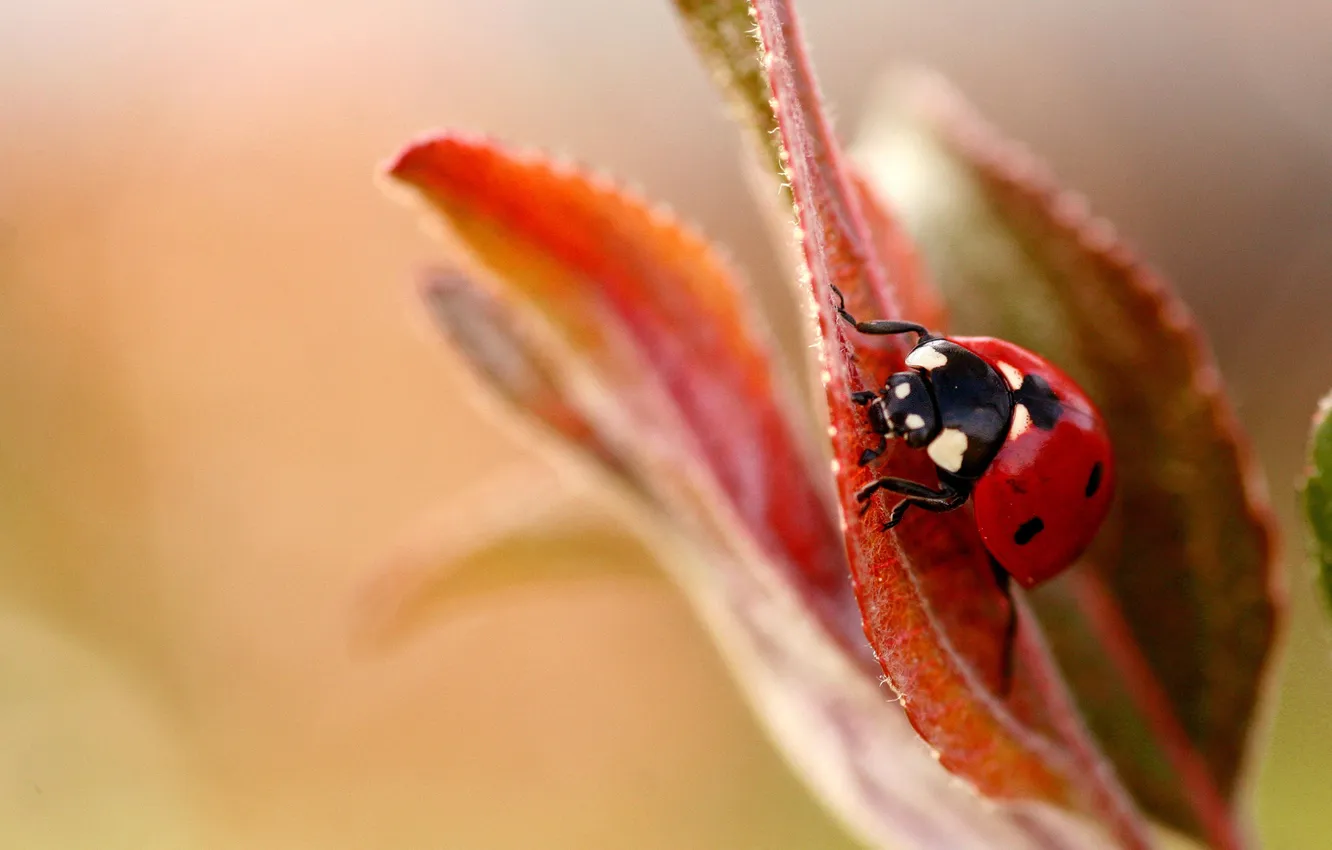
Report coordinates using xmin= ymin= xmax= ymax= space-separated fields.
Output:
xmin=834 ymin=287 xmax=1115 ymax=589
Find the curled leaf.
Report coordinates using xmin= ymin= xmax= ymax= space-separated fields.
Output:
xmin=1302 ymin=392 xmax=1332 ymax=613
xmin=855 ymin=71 xmax=1281 ymax=847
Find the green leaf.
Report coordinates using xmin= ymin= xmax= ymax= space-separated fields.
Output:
xmin=1303 ymin=393 xmax=1332 ymax=613
xmin=672 ymin=0 xmax=780 ymax=171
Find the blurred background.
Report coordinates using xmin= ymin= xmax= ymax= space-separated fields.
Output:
xmin=1 ymin=1 xmax=1329 ymax=848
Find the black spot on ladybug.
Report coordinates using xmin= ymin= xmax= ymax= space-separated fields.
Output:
xmin=1014 ymin=517 xmax=1045 ymax=545
xmin=1085 ymin=462 xmax=1103 ymax=498
xmin=1014 ymin=374 xmax=1062 ymax=430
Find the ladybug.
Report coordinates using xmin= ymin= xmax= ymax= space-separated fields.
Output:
xmin=833 ymin=287 xmax=1115 ymax=591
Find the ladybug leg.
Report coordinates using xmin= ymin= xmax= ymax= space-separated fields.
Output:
xmin=988 ymin=556 xmax=1018 ymax=696
xmin=855 ymin=477 xmax=968 ymax=522
xmin=851 ymin=390 xmax=891 ymax=465
xmin=858 ymin=437 xmax=888 ymax=466
xmin=856 ymin=476 xmax=949 ymax=506
xmin=831 ymin=286 xmax=929 ymax=339
xmin=881 ymin=490 xmax=968 ymax=530
xmin=882 ymin=498 xmax=914 ymax=529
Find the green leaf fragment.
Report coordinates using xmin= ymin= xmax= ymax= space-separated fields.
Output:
xmin=1303 ymin=392 xmax=1332 ymax=612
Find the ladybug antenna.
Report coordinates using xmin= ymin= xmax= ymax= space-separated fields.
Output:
xmin=831 ymin=285 xmax=931 ymax=342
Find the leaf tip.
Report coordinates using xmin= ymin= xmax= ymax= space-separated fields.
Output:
xmin=382 ymin=131 xmax=506 ymax=192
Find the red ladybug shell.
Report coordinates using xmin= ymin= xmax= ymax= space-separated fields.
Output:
xmin=953 ymin=337 xmax=1115 ymax=588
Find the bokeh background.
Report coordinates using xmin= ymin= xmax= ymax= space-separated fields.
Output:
xmin=2 ymin=1 xmax=1330 ymax=848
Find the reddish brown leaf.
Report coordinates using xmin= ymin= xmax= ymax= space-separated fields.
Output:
xmin=751 ymin=0 xmax=1151 ymax=845
xmin=855 ymin=72 xmax=1281 ymax=848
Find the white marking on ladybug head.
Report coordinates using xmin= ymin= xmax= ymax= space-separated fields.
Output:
xmin=894 ymin=382 xmax=911 ymax=399
xmin=926 ymin=428 xmax=968 ymax=473
xmin=1010 ymin=403 xmax=1033 ymax=438
xmin=905 ymin=413 xmax=926 ymax=431
xmin=996 ymin=361 xmax=1024 ymax=390
xmin=905 ymin=345 xmax=948 ymax=371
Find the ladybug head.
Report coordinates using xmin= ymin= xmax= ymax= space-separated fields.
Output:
xmin=873 ymin=373 xmax=939 ymax=448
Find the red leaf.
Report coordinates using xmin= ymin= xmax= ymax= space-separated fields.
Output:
xmin=388 ymin=137 xmax=865 ymax=641
xmin=751 ymin=0 xmax=1152 ymax=844
xmin=853 ymin=72 xmax=1281 ymax=848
